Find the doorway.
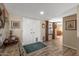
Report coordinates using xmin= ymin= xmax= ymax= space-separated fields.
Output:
xmin=44 ymin=20 xmax=63 ymax=41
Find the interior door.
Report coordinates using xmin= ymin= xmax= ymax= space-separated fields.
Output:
xmin=22 ymin=18 xmax=34 ymax=45
xmin=22 ymin=18 xmax=42 ymax=45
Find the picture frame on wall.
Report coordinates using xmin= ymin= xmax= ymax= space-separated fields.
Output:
xmin=65 ymin=20 xmax=76 ymax=30
xmin=11 ymin=21 xmax=20 ymax=29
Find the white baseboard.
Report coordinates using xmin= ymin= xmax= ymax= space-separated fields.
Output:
xmin=64 ymin=44 xmax=77 ymax=50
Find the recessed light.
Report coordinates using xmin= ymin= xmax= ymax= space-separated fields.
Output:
xmin=40 ymin=11 xmax=44 ymax=15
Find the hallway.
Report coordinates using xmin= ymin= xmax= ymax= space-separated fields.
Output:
xmin=26 ymin=36 xmax=77 ymax=56
xmin=0 ymin=3 xmax=78 ymax=56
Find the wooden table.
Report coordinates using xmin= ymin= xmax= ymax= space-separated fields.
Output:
xmin=3 ymin=36 xmax=19 ymax=47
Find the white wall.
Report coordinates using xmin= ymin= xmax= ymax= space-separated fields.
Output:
xmin=9 ymin=16 xmax=22 ymax=41
xmin=22 ymin=17 xmax=42 ymax=45
xmin=77 ymin=5 xmax=79 ymax=54
xmin=63 ymin=15 xmax=77 ymax=49
xmin=63 ymin=6 xmax=77 ymax=50
xmin=62 ymin=6 xmax=77 ymax=17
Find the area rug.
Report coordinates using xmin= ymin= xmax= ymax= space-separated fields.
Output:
xmin=23 ymin=42 xmax=46 ymax=53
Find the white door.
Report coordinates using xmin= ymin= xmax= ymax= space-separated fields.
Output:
xmin=22 ymin=18 xmax=42 ymax=45
xmin=22 ymin=18 xmax=35 ymax=45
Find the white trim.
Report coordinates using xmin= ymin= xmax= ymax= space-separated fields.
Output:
xmin=64 ymin=44 xmax=77 ymax=50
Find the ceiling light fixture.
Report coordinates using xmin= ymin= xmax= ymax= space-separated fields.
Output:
xmin=40 ymin=11 xmax=44 ymax=15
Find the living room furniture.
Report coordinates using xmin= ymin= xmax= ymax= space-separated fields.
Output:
xmin=3 ymin=30 xmax=19 ymax=47
xmin=3 ymin=36 xmax=19 ymax=47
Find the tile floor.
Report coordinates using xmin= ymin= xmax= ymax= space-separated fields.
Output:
xmin=26 ymin=36 xmax=77 ymax=56
xmin=0 ymin=36 xmax=77 ymax=56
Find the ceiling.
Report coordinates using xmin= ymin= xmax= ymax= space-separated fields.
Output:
xmin=4 ymin=3 xmax=79 ymax=20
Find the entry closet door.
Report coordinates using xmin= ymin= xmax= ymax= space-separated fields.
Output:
xmin=22 ymin=18 xmax=42 ymax=45
xmin=22 ymin=18 xmax=35 ymax=45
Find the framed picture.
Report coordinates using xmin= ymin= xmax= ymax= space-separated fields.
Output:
xmin=11 ymin=21 xmax=20 ymax=29
xmin=65 ymin=20 xmax=76 ymax=30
